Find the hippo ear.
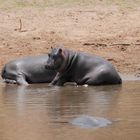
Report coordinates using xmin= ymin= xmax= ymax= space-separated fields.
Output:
xmin=58 ymin=48 xmax=62 ymax=54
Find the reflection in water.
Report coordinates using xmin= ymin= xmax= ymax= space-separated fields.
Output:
xmin=69 ymin=115 xmax=112 ymax=129
xmin=0 ymin=82 xmax=140 ymax=140
xmin=1 ymin=84 xmax=122 ymax=120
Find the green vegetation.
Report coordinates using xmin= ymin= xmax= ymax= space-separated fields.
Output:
xmin=0 ymin=0 xmax=140 ymax=9
xmin=106 ymin=0 xmax=140 ymax=9
xmin=0 ymin=0 xmax=89 ymax=8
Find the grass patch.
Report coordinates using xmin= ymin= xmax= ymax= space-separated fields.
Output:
xmin=0 ymin=0 xmax=91 ymax=9
xmin=0 ymin=0 xmax=140 ymax=9
xmin=106 ymin=0 xmax=140 ymax=10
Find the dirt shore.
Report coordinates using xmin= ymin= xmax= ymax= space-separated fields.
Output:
xmin=0 ymin=1 xmax=140 ymax=76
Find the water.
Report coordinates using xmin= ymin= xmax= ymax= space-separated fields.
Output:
xmin=0 ymin=81 xmax=140 ymax=140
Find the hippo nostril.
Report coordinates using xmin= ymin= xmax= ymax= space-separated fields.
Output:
xmin=45 ymin=64 xmax=50 ymax=69
xmin=45 ymin=65 xmax=48 ymax=69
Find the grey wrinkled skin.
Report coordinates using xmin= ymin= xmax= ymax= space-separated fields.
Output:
xmin=1 ymin=55 xmax=56 ymax=85
xmin=69 ymin=115 xmax=112 ymax=129
xmin=46 ymin=47 xmax=122 ymax=86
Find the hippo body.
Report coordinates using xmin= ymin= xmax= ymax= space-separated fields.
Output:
xmin=1 ymin=55 xmax=56 ymax=85
xmin=46 ymin=47 xmax=122 ymax=86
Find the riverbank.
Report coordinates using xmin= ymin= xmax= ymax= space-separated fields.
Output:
xmin=0 ymin=0 xmax=140 ymax=76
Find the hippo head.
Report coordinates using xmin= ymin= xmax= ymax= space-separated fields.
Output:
xmin=46 ymin=47 xmax=65 ymax=71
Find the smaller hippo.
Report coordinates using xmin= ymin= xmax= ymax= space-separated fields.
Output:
xmin=46 ymin=47 xmax=122 ymax=86
xmin=1 ymin=55 xmax=56 ymax=85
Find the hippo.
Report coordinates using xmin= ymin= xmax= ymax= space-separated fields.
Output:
xmin=1 ymin=55 xmax=56 ymax=85
xmin=69 ymin=115 xmax=112 ymax=129
xmin=45 ymin=46 xmax=122 ymax=86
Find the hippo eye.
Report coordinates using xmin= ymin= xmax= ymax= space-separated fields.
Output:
xmin=52 ymin=55 xmax=57 ymax=59
xmin=48 ymin=53 xmax=51 ymax=57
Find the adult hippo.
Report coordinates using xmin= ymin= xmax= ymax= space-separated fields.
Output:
xmin=45 ymin=46 xmax=122 ymax=86
xmin=1 ymin=55 xmax=56 ymax=85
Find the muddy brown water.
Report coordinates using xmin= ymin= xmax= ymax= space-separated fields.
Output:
xmin=0 ymin=79 xmax=140 ymax=140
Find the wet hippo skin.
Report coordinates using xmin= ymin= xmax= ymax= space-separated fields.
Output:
xmin=1 ymin=55 xmax=56 ymax=85
xmin=46 ymin=46 xmax=122 ymax=86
